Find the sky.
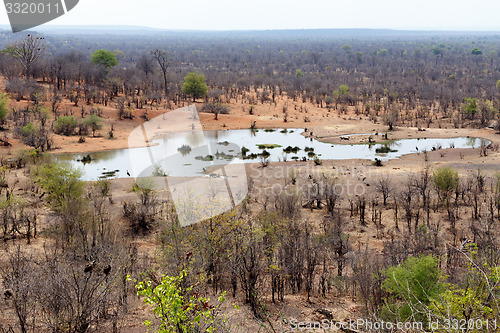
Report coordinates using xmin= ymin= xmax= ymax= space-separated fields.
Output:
xmin=1 ymin=0 xmax=500 ymax=31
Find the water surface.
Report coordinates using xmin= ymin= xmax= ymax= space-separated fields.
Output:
xmin=52 ymin=129 xmax=489 ymax=181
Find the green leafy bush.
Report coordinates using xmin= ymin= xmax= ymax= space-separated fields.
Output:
xmin=54 ymin=115 xmax=78 ymax=136
xmin=131 ymin=269 xmax=226 ymax=333
xmin=382 ymin=255 xmax=443 ymax=323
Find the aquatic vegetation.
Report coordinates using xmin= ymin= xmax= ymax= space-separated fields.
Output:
xmin=195 ymin=155 xmax=214 ymax=161
xmin=257 ymin=143 xmax=282 ymax=149
xmin=376 ymin=145 xmax=397 ymax=154
xmin=283 ymin=146 xmax=301 ymax=153
xmin=177 ymin=144 xmax=192 ymax=154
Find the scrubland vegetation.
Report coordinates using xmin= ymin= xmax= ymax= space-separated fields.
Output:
xmin=0 ymin=29 xmax=500 ymax=332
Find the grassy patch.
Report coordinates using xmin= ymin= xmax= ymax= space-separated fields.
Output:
xmin=257 ymin=143 xmax=282 ymax=149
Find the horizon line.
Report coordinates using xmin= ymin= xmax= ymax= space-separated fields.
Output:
xmin=1 ymin=24 xmax=500 ymax=33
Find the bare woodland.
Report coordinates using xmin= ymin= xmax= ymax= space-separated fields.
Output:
xmin=0 ymin=29 xmax=500 ymax=332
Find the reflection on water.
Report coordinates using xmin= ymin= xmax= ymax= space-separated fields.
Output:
xmin=51 ymin=129 xmax=490 ymax=181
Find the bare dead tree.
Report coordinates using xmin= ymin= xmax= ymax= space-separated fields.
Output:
xmin=8 ymin=34 xmax=46 ymax=78
xmin=412 ymin=165 xmax=432 ymax=226
xmin=303 ymin=220 xmax=319 ymax=303
xmin=400 ymin=180 xmax=416 ymax=234
xmin=0 ymin=246 xmax=36 ymax=333
xmin=151 ymin=50 xmax=171 ymax=96
xmin=375 ymin=174 xmax=393 ymax=206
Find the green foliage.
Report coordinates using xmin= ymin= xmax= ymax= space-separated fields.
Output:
xmin=182 ymin=72 xmax=208 ymax=101
xmin=471 ymin=47 xmax=483 ymax=55
xmin=35 ymin=105 xmax=51 ymax=123
xmin=31 ymin=162 xmax=84 ymax=212
xmin=431 ymin=285 xmax=494 ymax=325
xmin=497 ymin=79 xmax=500 ymax=90
xmin=82 ymin=114 xmax=103 ymax=137
xmin=433 ymin=166 xmax=459 ymax=199
xmin=132 ymin=269 xmax=225 ymax=333
xmin=341 ymin=44 xmax=352 ymax=53
xmin=54 ymin=115 xmax=78 ymax=136
xmin=1 ymin=45 xmax=16 ymax=56
xmin=0 ymin=91 xmax=9 ymax=125
xmin=378 ymin=49 xmax=388 ymax=56
xmin=338 ymin=84 xmax=350 ymax=96
xmin=21 ymin=122 xmax=40 ymax=147
xmin=90 ymin=49 xmax=118 ymax=69
xmin=382 ymin=255 xmax=443 ymax=322
xmin=295 ymin=69 xmax=304 ymax=77
xmin=464 ymin=97 xmax=478 ymax=116
xmin=430 ymin=244 xmax=498 ymax=328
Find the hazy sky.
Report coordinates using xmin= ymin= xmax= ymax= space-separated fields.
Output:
xmin=1 ymin=0 xmax=500 ymax=31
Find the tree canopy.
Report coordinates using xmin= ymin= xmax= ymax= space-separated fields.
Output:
xmin=132 ymin=269 xmax=225 ymax=333
xmin=182 ymin=72 xmax=208 ymax=101
xmin=90 ymin=49 xmax=119 ymax=69
xmin=31 ymin=162 xmax=84 ymax=212
xmin=472 ymin=47 xmax=483 ymax=55
xmin=433 ymin=166 xmax=459 ymax=199
xmin=83 ymin=114 xmax=103 ymax=137
xmin=382 ymin=255 xmax=443 ymax=322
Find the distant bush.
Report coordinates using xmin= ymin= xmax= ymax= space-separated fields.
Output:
xmin=201 ymin=102 xmax=229 ymax=119
xmin=82 ymin=114 xmax=103 ymax=137
xmin=54 ymin=116 xmax=78 ymax=136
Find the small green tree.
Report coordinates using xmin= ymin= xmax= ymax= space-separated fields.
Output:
xmin=82 ymin=114 xmax=103 ymax=137
xmin=132 ymin=269 xmax=226 ymax=333
xmin=0 ymin=92 xmax=9 ymax=127
xmin=32 ymin=162 xmax=84 ymax=212
xmin=54 ymin=115 xmax=78 ymax=136
xmin=182 ymin=72 xmax=208 ymax=102
xmin=464 ymin=97 xmax=478 ymax=119
xmin=471 ymin=47 xmax=483 ymax=55
xmin=295 ymin=69 xmax=304 ymax=77
xmin=20 ymin=123 xmax=40 ymax=149
xmin=341 ymin=44 xmax=352 ymax=53
xmin=433 ymin=166 xmax=459 ymax=201
xmin=379 ymin=49 xmax=388 ymax=56
xmin=433 ymin=166 xmax=459 ymax=223
xmin=338 ymin=84 xmax=350 ymax=96
xmin=382 ymin=255 xmax=443 ymax=323
xmin=90 ymin=49 xmax=118 ymax=69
